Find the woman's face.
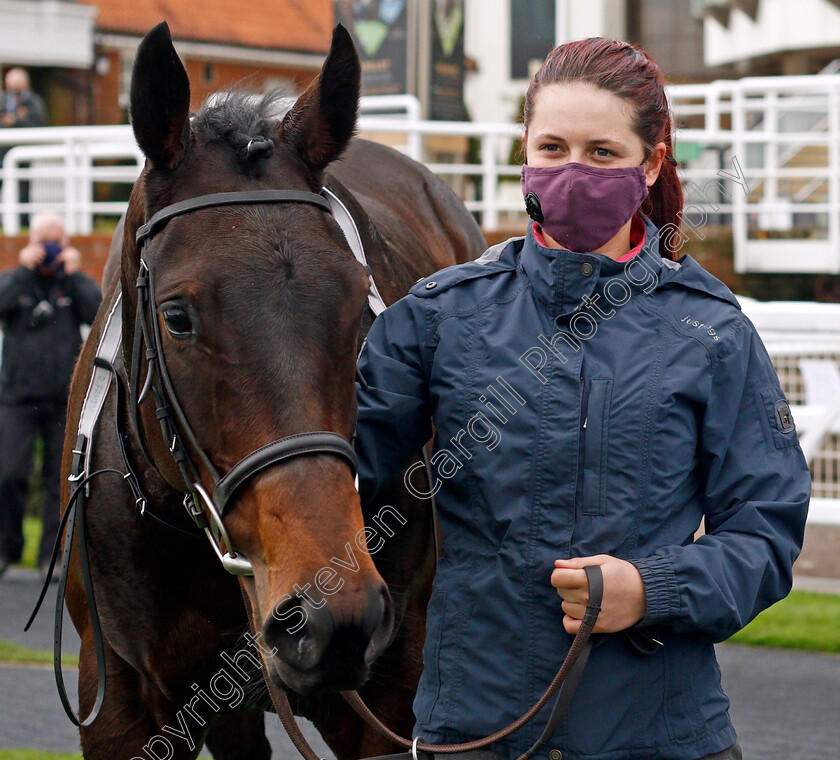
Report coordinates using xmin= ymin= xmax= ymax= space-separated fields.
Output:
xmin=525 ymin=81 xmax=665 ymax=187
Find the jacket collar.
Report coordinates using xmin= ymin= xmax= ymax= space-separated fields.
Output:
xmin=517 ymin=216 xmax=673 ymax=318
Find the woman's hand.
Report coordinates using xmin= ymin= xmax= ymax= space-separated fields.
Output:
xmin=550 ymin=555 xmax=646 ymax=634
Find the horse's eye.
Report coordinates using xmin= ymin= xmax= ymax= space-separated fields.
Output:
xmin=161 ymin=303 xmax=194 ymax=338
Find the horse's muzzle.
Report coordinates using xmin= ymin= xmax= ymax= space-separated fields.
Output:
xmin=261 ymin=579 xmax=394 ymax=693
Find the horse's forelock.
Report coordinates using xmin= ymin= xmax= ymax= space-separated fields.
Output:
xmin=192 ymin=89 xmax=294 ymax=173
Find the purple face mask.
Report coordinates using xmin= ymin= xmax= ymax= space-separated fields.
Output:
xmin=521 ymin=162 xmax=649 ymax=253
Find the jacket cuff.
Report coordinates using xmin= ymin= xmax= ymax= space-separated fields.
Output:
xmin=629 ymin=554 xmax=681 ymax=626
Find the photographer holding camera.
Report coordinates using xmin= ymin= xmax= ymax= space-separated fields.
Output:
xmin=0 ymin=212 xmax=100 ymax=579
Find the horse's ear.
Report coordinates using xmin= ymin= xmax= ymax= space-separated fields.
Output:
xmin=281 ymin=24 xmax=360 ymax=174
xmin=130 ymin=22 xmax=191 ymax=171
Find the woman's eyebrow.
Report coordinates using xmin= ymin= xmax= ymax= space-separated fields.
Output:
xmin=536 ymin=133 xmax=625 ymax=147
xmin=588 ymin=138 xmax=624 ymax=146
xmin=536 ymin=132 xmax=565 ymax=142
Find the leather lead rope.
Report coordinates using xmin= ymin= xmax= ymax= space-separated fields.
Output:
xmin=339 ymin=566 xmax=603 ymax=758
xmin=247 ymin=566 xmax=603 ymax=760
xmin=517 ymin=564 xmax=603 ymax=760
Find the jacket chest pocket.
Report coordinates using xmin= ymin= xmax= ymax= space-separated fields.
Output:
xmin=582 ymin=378 xmax=612 ymax=516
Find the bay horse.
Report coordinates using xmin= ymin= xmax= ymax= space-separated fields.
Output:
xmin=61 ymin=21 xmax=485 ymax=760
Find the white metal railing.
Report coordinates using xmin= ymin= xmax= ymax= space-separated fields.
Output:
xmin=1 ymin=124 xmax=142 ymax=234
xmin=739 ymin=297 xmax=840 ymax=524
xmin=0 ymin=96 xmax=425 ymax=235
xmin=669 ymin=74 xmax=840 ymax=274
xmin=1 ymin=139 xmax=144 ymax=235
xmin=0 ymin=119 xmax=522 ymax=235
xmin=1 ymin=74 xmax=839 ymax=260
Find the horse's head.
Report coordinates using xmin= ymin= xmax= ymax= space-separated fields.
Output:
xmin=124 ymin=22 xmax=393 ymax=694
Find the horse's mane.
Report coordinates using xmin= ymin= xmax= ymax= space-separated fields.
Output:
xmin=192 ymin=89 xmax=294 ymax=171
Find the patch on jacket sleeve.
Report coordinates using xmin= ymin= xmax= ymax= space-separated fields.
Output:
xmin=774 ymin=400 xmax=795 ymax=432
xmin=760 ymin=389 xmax=798 ymax=448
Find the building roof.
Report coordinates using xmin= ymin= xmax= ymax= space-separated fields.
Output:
xmin=81 ymin=0 xmax=333 ymax=53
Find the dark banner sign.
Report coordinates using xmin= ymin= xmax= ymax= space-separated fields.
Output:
xmin=334 ymin=0 xmax=410 ymax=95
xmin=429 ymin=0 xmax=466 ymax=120
xmin=510 ymin=0 xmax=555 ymax=79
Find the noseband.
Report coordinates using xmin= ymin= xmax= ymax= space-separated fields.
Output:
xmin=132 ymin=190 xmax=360 ymax=575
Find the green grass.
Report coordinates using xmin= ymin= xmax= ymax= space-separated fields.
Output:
xmin=21 ymin=516 xmax=42 ymax=570
xmin=0 ymin=752 xmax=82 ymax=760
xmin=92 ymin=216 xmax=121 ymax=233
xmin=0 ymin=639 xmax=78 ymax=667
xmin=728 ymin=590 xmax=840 ymax=652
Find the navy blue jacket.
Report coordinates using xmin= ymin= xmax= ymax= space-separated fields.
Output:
xmin=354 ymin=218 xmax=810 ymax=760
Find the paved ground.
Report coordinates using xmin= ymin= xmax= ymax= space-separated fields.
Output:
xmin=716 ymin=645 xmax=840 ymax=759
xmin=1 ymin=568 xmax=839 ymax=759
xmin=0 ymin=666 xmax=333 ymax=758
xmin=0 ymin=566 xmax=80 ymax=652
xmin=0 ymin=567 xmax=332 ymax=757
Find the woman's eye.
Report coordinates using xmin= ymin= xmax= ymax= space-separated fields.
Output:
xmin=161 ymin=304 xmax=194 ymax=337
xmin=594 ymin=147 xmax=614 ymax=158
xmin=543 ymin=144 xmax=561 ymax=152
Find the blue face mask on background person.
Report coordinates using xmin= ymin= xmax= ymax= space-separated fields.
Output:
xmin=41 ymin=242 xmax=63 ymax=272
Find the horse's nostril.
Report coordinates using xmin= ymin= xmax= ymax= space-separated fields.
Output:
xmin=364 ymin=583 xmax=395 ymax=665
xmin=262 ymin=595 xmax=333 ymax=671
xmin=262 ymin=580 xmax=394 ymax=684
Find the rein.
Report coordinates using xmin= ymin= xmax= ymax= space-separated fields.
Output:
xmin=24 ymin=296 xmax=205 ymax=727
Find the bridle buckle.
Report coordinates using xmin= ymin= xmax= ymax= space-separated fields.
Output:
xmin=192 ymin=482 xmax=255 ymax=576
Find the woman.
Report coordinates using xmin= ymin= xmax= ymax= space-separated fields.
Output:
xmin=354 ymin=38 xmax=809 ymax=760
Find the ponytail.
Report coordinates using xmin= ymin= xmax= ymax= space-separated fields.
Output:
xmin=641 ymin=141 xmax=683 ymax=259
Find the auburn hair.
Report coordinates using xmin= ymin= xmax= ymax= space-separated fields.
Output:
xmin=523 ymin=37 xmax=683 ymax=258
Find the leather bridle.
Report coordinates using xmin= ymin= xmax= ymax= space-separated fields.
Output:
xmin=131 ymin=189 xmax=361 ymax=575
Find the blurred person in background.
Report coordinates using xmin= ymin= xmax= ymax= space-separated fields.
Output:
xmin=0 ymin=67 xmax=47 ymax=227
xmin=1 ymin=68 xmax=46 ymax=129
xmin=1 ymin=67 xmax=47 ymax=228
xmin=0 ymin=211 xmax=100 ymax=580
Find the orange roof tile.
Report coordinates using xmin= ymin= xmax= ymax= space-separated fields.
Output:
xmin=81 ymin=0 xmax=334 ymax=53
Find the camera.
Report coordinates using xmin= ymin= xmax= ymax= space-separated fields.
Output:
xmin=28 ymin=299 xmax=56 ymax=328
